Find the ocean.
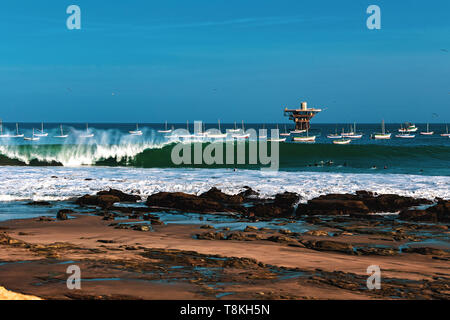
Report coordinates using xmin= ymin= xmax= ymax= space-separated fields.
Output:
xmin=0 ymin=122 xmax=449 ymax=219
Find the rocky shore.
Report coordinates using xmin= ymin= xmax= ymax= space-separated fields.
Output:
xmin=0 ymin=187 xmax=448 ymax=300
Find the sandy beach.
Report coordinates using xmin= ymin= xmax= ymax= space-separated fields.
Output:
xmin=1 ymin=187 xmax=448 ymax=300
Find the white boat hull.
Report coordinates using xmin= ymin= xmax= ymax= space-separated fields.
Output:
xmin=373 ymin=134 xmax=391 ymax=140
xmin=396 ymin=134 xmax=415 ymax=139
xmin=333 ymin=139 xmax=351 ymax=145
xmin=268 ymin=138 xmax=286 ymax=142
xmin=290 ymin=130 xmax=306 ymax=134
xmin=293 ymin=136 xmax=316 ymax=142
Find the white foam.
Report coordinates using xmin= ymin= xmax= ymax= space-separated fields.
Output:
xmin=0 ymin=166 xmax=448 ymax=202
xmin=0 ymin=127 xmax=169 ymax=166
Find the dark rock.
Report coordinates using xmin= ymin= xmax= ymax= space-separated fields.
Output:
xmin=274 ymin=192 xmax=300 ymax=209
xmin=26 ymin=201 xmax=51 ymax=206
xmin=238 ymin=187 xmax=259 ymax=199
xmin=302 ymin=240 xmax=354 ymax=254
xmin=249 ymin=204 xmax=287 ymax=218
xmin=399 ymin=200 xmax=450 ymax=223
xmin=356 ymin=247 xmax=398 ymax=256
xmin=266 ymin=235 xmax=298 ymax=244
xmin=296 ymin=192 xmax=433 ymax=216
xmin=402 ymin=247 xmax=447 ymax=256
xmin=145 ymin=192 xmax=224 ymax=213
xmin=196 ymin=232 xmax=225 ymax=240
xmin=97 ymin=239 xmax=116 ymax=244
xmin=56 ymin=209 xmax=72 ymax=220
xmin=297 ymin=199 xmax=369 ymax=216
xmin=200 ymin=187 xmax=243 ymax=205
xmin=75 ymin=194 xmax=120 ymax=209
xmin=226 ymin=231 xmax=261 ymax=241
xmin=150 ymin=219 xmax=164 ymax=225
xmin=133 ymin=225 xmax=150 ymax=232
xmin=244 ymin=225 xmax=258 ymax=232
xmin=97 ymin=188 xmax=141 ymax=202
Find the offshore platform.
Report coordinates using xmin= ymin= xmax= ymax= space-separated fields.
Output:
xmin=284 ymin=101 xmax=322 ymax=131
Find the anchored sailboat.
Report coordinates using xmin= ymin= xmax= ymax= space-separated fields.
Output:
xmin=420 ymin=123 xmax=434 ymax=136
xmin=80 ymin=123 xmax=94 ymax=138
xmin=372 ymin=120 xmax=391 ymax=140
xmin=268 ymin=125 xmax=286 ymax=142
xmin=346 ymin=122 xmax=363 ymax=139
xmin=441 ymin=125 xmax=450 ymax=137
xmin=129 ymin=124 xmax=143 ymax=136
xmin=259 ymin=124 xmax=267 ymax=139
xmin=158 ymin=121 xmax=172 ymax=133
xmin=280 ymin=125 xmax=290 ymax=137
xmin=293 ymin=128 xmax=316 ymax=142
xmin=333 ymin=138 xmax=351 ymax=145
xmin=11 ymin=123 xmax=24 ymax=138
xmin=24 ymin=128 xmax=40 ymax=141
xmin=207 ymin=120 xmax=227 ymax=139
xmin=0 ymin=119 xmax=9 ymax=138
xmin=327 ymin=125 xmax=342 ymax=139
xmin=54 ymin=125 xmax=68 ymax=138
xmin=34 ymin=122 xmax=48 ymax=137
xmin=228 ymin=121 xmax=240 ymax=133
xmin=232 ymin=120 xmax=250 ymax=139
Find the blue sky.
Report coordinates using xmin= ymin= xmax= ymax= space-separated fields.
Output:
xmin=0 ymin=0 xmax=448 ymax=123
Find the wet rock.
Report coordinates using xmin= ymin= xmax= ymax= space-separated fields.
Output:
xmin=244 ymin=225 xmax=258 ymax=232
xmin=356 ymin=247 xmax=398 ymax=256
xmin=296 ymin=192 xmax=433 ymax=216
xmin=226 ymin=231 xmax=261 ymax=241
xmin=274 ymin=192 xmax=300 ymax=209
xmin=145 ymin=192 xmax=224 ymax=213
xmin=399 ymin=200 xmax=449 ymax=223
xmin=200 ymin=187 xmax=243 ymax=205
xmin=97 ymin=239 xmax=116 ymax=244
xmin=304 ymin=230 xmax=329 ymax=237
xmin=302 ymin=240 xmax=354 ymax=254
xmin=238 ymin=187 xmax=259 ymax=199
xmin=133 ymin=225 xmax=150 ymax=232
xmin=249 ymin=204 xmax=287 ymax=218
xmin=56 ymin=209 xmax=72 ymax=220
xmin=26 ymin=201 xmax=51 ymax=206
xmin=402 ymin=247 xmax=447 ymax=256
xmin=102 ymin=213 xmax=116 ymax=221
xmin=75 ymin=194 xmax=121 ymax=209
xmin=267 ymin=235 xmax=298 ymax=244
xmin=297 ymin=200 xmax=369 ymax=216
xmin=200 ymin=224 xmax=215 ymax=229
xmin=196 ymin=232 xmax=225 ymax=240
xmin=97 ymin=188 xmax=141 ymax=202
xmin=38 ymin=216 xmax=54 ymax=222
